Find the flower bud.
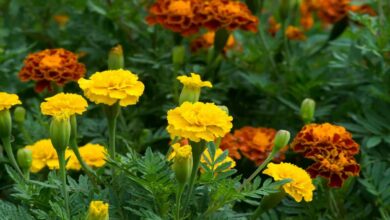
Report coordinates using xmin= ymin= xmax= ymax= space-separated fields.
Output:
xmin=17 ymin=148 xmax=32 ymax=170
xmin=86 ymin=201 xmax=109 ymax=220
xmin=272 ymin=130 xmax=290 ymax=153
xmin=300 ymin=98 xmax=315 ymax=124
xmin=172 ymin=45 xmax=185 ymax=66
xmin=179 ymin=86 xmax=200 ymax=105
xmin=14 ymin=106 xmax=26 ymax=124
xmin=0 ymin=110 xmax=12 ymax=139
xmin=171 ymin=144 xmax=193 ymax=185
xmin=108 ymin=45 xmax=124 ymax=70
xmin=50 ymin=118 xmax=71 ymax=153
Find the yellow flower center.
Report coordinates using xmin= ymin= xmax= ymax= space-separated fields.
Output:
xmin=169 ymin=1 xmax=192 ymax=16
xmin=40 ymin=55 xmax=62 ymax=68
xmin=252 ymin=132 xmax=270 ymax=149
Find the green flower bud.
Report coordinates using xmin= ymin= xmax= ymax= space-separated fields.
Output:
xmin=14 ymin=106 xmax=26 ymax=124
xmin=108 ymin=45 xmax=124 ymax=70
xmin=172 ymin=45 xmax=185 ymax=66
xmin=0 ymin=110 xmax=12 ymax=139
xmin=50 ymin=118 xmax=71 ymax=153
xmin=272 ymin=130 xmax=290 ymax=153
xmin=171 ymin=144 xmax=193 ymax=185
xmin=17 ymin=148 xmax=32 ymax=170
xmin=178 ymin=86 xmax=200 ymax=105
xmin=300 ymin=98 xmax=315 ymax=124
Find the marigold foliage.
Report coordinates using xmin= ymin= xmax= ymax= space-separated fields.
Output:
xmin=40 ymin=93 xmax=88 ymax=120
xmin=18 ymin=48 xmax=86 ymax=92
xmin=201 ymin=148 xmax=235 ymax=172
xmin=220 ymin=127 xmax=287 ymax=165
xmin=167 ymin=102 xmax=233 ymax=142
xmin=146 ymin=0 xmax=258 ymax=36
xmin=263 ymin=162 xmax=315 ymax=202
xmin=291 ymin=123 xmax=360 ymax=187
xmin=0 ymin=92 xmax=21 ymax=111
xmin=177 ymin=73 xmax=212 ymax=89
xmin=78 ymin=69 xmax=145 ymax=107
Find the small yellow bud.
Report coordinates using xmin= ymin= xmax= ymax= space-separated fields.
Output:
xmin=14 ymin=106 xmax=26 ymax=124
xmin=272 ymin=130 xmax=290 ymax=153
xmin=179 ymin=86 xmax=200 ymax=105
xmin=17 ymin=148 xmax=32 ymax=170
xmin=108 ymin=45 xmax=124 ymax=70
xmin=0 ymin=110 xmax=12 ymax=139
xmin=86 ymin=201 xmax=109 ymax=220
xmin=300 ymin=98 xmax=315 ymax=124
xmin=50 ymin=118 xmax=71 ymax=153
xmin=171 ymin=144 xmax=193 ymax=185
xmin=172 ymin=45 xmax=185 ymax=66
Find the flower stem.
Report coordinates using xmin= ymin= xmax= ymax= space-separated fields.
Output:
xmin=1 ymin=137 xmax=24 ymax=178
xmin=239 ymin=152 xmax=275 ymax=191
xmin=175 ymin=183 xmax=185 ymax=220
xmin=57 ymin=150 xmax=70 ymax=218
xmin=104 ymin=103 xmax=120 ymax=158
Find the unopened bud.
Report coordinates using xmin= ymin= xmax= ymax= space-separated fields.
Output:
xmin=17 ymin=148 xmax=32 ymax=170
xmin=0 ymin=110 xmax=12 ymax=139
xmin=108 ymin=45 xmax=124 ymax=70
xmin=171 ymin=144 xmax=193 ymax=185
xmin=86 ymin=201 xmax=109 ymax=220
xmin=273 ymin=130 xmax=290 ymax=153
xmin=179 ymin=87 xmax=200 ymax=105
xmin=300 ymin=98 xmax=315 ymax=124
xmin=50 ymin=118 xmax=71 ymax=153
xmin=14 ymin=106 xmax=26 ymax=124
xmin=172 ymin=45 xmax=185 ymax=66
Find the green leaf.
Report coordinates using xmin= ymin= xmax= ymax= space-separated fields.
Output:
xmin=366 ymin=136 xmax=382 ymax=148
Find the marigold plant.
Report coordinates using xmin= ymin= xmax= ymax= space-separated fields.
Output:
xmin=0 ymin=92 xmax=21 ymax=111
xmin=40 ymin=93 xmax=88 ymax=120
xmin=201 ymin=148 xmax=236 ymax=172
xmin=18 ymin=48 xmax=86 ymax=92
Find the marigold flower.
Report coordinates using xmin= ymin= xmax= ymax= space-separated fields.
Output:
xmin=169 ymin=143 xmax=192 ymax=161
xmin=177 ymin=73 xmax=212 ymax=89
xmin=86 ymin=201 xmax=109 ymax=220
xmin=18 ymin=48 xmax=86 ymax=92
xmin=268 ymin=16 xmax=281 ymax=37
xmin=220 ymin=127 xmax=287 ymax=165
xmin=79 ymin=143 xmax=107 ymax=168
xmin=167 ymin=102 xmax=233 ymax=142
xmin=0 ymin=92 xmax=21 ymax=111
xmin=190 ymin=31 xmax=236 ymax=53
xmin=201 ymin=148 xmax=235 ymax=172
xmin=291 ymin=123 xmax=360 ymax=187
xmin=263 ymin=162 xmax=315 ymax=202
xmin=316 ymin=0 xmax=350 ymax=24
xmin=40 ymin=93 xmax=88 ymax=120
xmin=24 ymin=139 xmax=58 ymax=173
xmin=285 ymin=26 xmax=307 ymax=41
xmin=78 ymin=69 xmax=145 ymax=107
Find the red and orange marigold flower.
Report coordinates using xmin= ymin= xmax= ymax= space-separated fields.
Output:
xmin=146 ymin=0 xmax=258 ymax=36
xmin=18 ymin=48 xmax=86 ymax=92
xmin=220 ymin=126 xmax=287 ymax=165
xmin=291 ymin=123 xmax=360 ymax=188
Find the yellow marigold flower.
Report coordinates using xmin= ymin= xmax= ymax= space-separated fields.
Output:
xmin=167 ymin=102 xmax=233 ymax=142
xmin=86 ymin=201 xmax=109 ymax=220
xmin=177 ymin=73 xmax=212 ymax=89
xmin=201 ymin=148 xmax=235 ymax=172
xmin=0 ymin=92 xmax=21 ymax=111
xmin=65 ymin=150 xmax=81 ymax=171
xmin=41 ymin=93 xmax=88 ymax=120
xmin=79 ymin=143 xmax=107 ymax=168
xmin=285 ymin=26 xmax=307 ymax=41
xmin=263 ymin=162 xmax=315 ymax=202
xmin=78 ymin=69 xmax=145 ymax=107
xmin=169 ymin=143 xmax=192 ymax=161
xmin=24 ymin=139 xmax=58 ymax=173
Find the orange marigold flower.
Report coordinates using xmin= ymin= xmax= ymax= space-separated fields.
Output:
xmin=268 ymin=16 xmax=281 ymax=37
xmin=316 ymin=0 xmax=350 ymax=24
xmin=285 ymin=26 xmax=306 ymax=41
xmin=291 ymin=123 xmax=360 ymax=187
xmin=220 ymin=127 xmax=287 ymax=165
xmin=18 ymin=48 xmax=86 ymax=93
xmin=190 ymin=31 xmax=236 ymax=53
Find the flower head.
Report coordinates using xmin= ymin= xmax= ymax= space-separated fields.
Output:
xmin=190 ymin=31 xmax=236 ymax=53
xmin=220 ymin=127 xmax=287 ymax=165
xmin=177 ymin=73 xmax=212 ymax=89
xmin=167 ymin=102 xmax=233 ymax=142
xmin=24 ymin=139 xmax=59 ymax=173
xmin=86 ymin=201 xmax=109 ymax=220
xmin=201 ymin=148 xmax=235 ymax=172
xmin=268 ymin=16 xmax=281 ymax=37
xmin=79 ymin=143 xmax=107 ymax=168
xmin=263 ymin=162 xmax=315 ymax=202
xmin=285 ymin=26 xmax=306 ymax=41
xmin=169 ymin=143 xmax=192 ymax=161
xmin=291 ymin=123 xmax=360 ymax=187
xmin=18 ymin=48 xmax=86 ymax=92
xmin=78 ymin=69 xmax=145 ymax=107
xmin=40 ymin=93 xmax=88 ymax=120
xmin=0 ymin=92 xmax=21 ymax=111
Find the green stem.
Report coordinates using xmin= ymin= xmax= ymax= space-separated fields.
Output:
xmin=69 ymin=138 xmax=96 ymax=177
xmin=175 ymin=183 xmax=185 ymax=220
xmin=1 ymin=137 xmax=24 ymax=178
xmin=239 ymin=152 xmax=275 ymax=191
xmin=104 ymin=103 xmax=120 ymax=158
xmin=57 ymin=150 xmax=70 ymax=218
